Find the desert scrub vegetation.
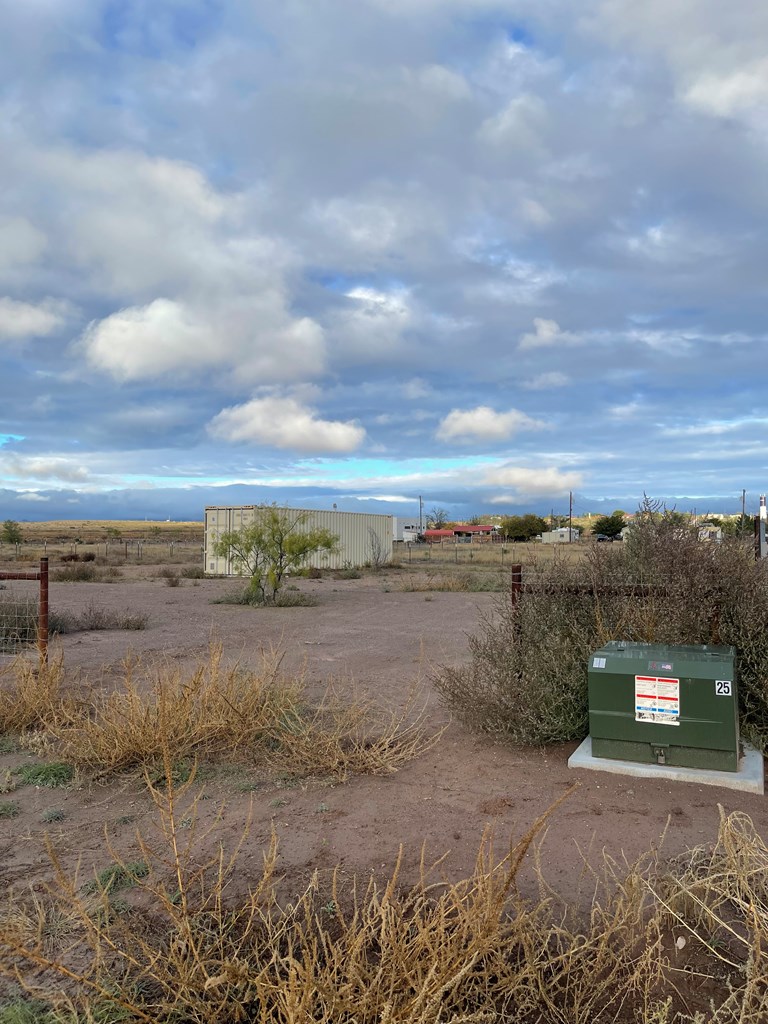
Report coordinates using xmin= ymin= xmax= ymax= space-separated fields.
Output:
xmin=399 ymin=569 xmax=507 ymax=593
xmin=212 ymin=585 xmax=317 ymax=608
xmin=0 ymin=647 xmax=438 ymax=782
xmin=1 ymin=772 xmax=767 ymax=1023
xmin=51 ymin=564 xmax=122 ymax=583
xmin=0 ymin=601 xmax=146 ymax=654
xmin=435 ymin=499 xmax=768 ymax=748
xmin=49 ymin=604 xmax=148 ymax=634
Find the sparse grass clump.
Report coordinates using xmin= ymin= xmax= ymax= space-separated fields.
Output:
xmin=213 ymin=585 xmax=317 ymax=608
xmin=400 ymin=570 xmax=507 ymax=593
xmin=83 ymin=862 xmax=149 ymax=896
xmin=40 ymin=808 xmax=66 ymax=824
xmin=0 ymin=658 xmax=65 ymax=735
xmin=0 ymin=774 xmax=765 ymax=1024
xmin=180 ymin=565 xmax=206 ymax=579
xmin=15 ymin=763 xmax=74 ymax=788
xmin=1 ymin=647 xmax=438 ymax=783
xmin=0 ymin=801 xmax=20 ymax=819
xmin=335 ymin=566 xmax=362 ymax=580
xmin=52 ymin=565 xmax=122 ymax=583
xmin=49 ymin=604 xmax=148 ymax=634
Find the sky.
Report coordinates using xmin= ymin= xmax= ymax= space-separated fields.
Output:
xmin=2 ymin=0 xmax=768 ymax=524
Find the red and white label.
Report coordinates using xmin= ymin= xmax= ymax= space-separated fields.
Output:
xmin=635 ymin=675 xmax=680 ymax=726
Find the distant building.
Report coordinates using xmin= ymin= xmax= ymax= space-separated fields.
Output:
xmin=452 ymin=524 xmax=497 ymax=540
xmin=392 ymin=517 xmax=421 ymax=542
xmin=699 ymin=526 xmax=723 ymax=543
xmin=540 ymin=527 xmax=580 ymax=543
xmin=424 ymin=524 xmax=498 ymax=543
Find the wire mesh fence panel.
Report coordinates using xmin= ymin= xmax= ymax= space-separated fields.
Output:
xmin=0 ymin=583 xmax=39 ymax=656
xmin=0 ymin=560 xmax=48 ymax=662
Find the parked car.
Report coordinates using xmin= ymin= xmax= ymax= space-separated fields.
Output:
xmin=595 ymin=534 xmax=612 ymax=542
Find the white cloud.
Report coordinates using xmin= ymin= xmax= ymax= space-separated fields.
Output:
xmin=1 ymin=455 xmax=89 ymax=483
xmin=438 ymin=405 xmax=546 ymax=442
xmin=35 ymin=147 xmax=230 ymax=297
xmin=80 ymin=297 xmax=325 ymax=383
xmin=15 ymin=492 xmax=50 ymax=502
xmin=484 ymin=465 xmax=584 ymax=496
xmin=208 ymin=396 xmax=366 ymax=453
xmin=7 ymin=145 xmax=326 ymax=384
xmin=684 ymin=61 xmax=768 ymax=117
xmin=328 ymin=286 xmax=416 ymax=364
xmin=660 ymin=417 xmax=768 ymax=438
xmin=478 ymin=94 xmax=547 ymax=151
xmin=519 ymin=198 xmax=553 ymax=227
xmin=519 ymin=318 xmax=577 ymax=350
xmin=0 ymin=297 xmax=68 ymax=340
xmin=592 ymin=0 xmax=768 ymax=126
xmin=0 ymin=217 xmax=47 ymax=271
xmin=402 ymin=378 xmax=432 ymax=399
xmin=608 ymin=400 xmax=645 ymax=419
xmin=417 ymin=63 xmax=472 ymax=100
xmin=523 ymin=371 xmax=569 ymax=390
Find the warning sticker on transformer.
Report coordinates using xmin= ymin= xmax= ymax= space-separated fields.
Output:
xmin=635 ymin=675 xmax=680 ymax=725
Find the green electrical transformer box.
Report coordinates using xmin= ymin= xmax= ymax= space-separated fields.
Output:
xmin=588 ymin=642 xmax=739 ymax=772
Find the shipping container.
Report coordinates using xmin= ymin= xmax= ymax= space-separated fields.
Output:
xmin=204 ymin=506 xmax=393 ymax=574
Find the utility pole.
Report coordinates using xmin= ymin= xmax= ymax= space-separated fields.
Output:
xmin=419 ymin=495 xmax=423 ymax=533
xmin=569 ymin=491 xmax=573 ymax=542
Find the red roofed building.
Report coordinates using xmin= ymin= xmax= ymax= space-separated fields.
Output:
xmin=424 ymin=524 xmax=499 ymax=543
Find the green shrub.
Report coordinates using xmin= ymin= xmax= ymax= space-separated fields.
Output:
xmin=434 ymin=584 xmax=592 ymax=745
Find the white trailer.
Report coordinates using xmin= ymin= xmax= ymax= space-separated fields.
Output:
xmin=392 ymin=516 xmax=421 ymax=542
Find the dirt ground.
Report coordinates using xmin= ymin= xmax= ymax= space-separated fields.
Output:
xmin=1 ymin=564 xmax=766 ymax=915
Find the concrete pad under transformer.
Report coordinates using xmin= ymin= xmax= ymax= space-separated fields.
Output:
xmin=568 ymin=736 xmax=764 ymax=795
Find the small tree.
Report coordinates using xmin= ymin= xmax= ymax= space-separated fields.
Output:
xmin=213 ymin=506 xmax=338 ymax=604
xmin=1 ymin=520 xmax=23 ymax=545
xmin=499 ymin=514 xmax=547 ymax=542
xmin=590 ymin=511 xmax=626 ymax=539
xmin=721 ymin=514 xmax=752 ymax=539
xmin=427 ymin=507 xmax=449 ymax=529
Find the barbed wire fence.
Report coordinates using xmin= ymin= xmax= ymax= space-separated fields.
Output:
xmin=0 ymin=557 xmax=48 ymax=664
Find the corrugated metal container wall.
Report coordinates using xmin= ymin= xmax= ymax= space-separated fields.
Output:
xmin=204 ymin=506 xmax=393 ymax=574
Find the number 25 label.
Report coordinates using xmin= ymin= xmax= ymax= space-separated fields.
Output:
xmin=715 ymin=680 xmax=732 ymax=696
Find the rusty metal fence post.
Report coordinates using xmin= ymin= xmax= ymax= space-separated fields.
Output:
xmin=39 ymin=556 xmax=48 ymax=666
xmin=510 ymin=563 xmax=523 ymax=609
